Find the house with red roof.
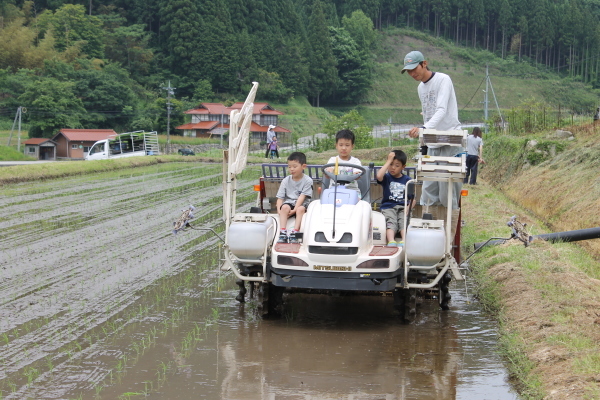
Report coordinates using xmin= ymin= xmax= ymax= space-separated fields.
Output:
xmin=176 ymin=102 xmax=290 ymax=142
xmin=23 ymin=138 xmax=58 ymax=160
xmin=51 ymin=129 xmax=118 ymax=159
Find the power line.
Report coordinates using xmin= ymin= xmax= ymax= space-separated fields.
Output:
xmin=461 ymin=76 xmax=486 ymax=111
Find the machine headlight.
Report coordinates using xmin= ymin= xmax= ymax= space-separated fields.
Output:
xmin=277 ymin=255 xmax=309 ymax=267
xmin=356 ymin=259 xmax=389 ymax=269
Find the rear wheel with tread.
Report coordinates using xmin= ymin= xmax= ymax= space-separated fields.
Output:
xmin=438 ymin=272 xmax=452 ymax=310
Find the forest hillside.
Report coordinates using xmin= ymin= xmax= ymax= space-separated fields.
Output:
xmin=1 ymin=0 xmax=600 ymax=138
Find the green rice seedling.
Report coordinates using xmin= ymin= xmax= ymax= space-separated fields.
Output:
xmin=115 ymin=359 xmax=123 ymax=374
xmin=23 ymin=366 xmax=39 ymax=387
xmin=118 ymin=392 xmax=143 ymax=400
xmin=45 ymin=356 xmax=54 ymax=373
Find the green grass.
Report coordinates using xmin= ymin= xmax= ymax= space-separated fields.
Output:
xmin=498 ymin=331 xmax=546 ymax=399
xmin=0 ymin=155 xmax=213 ymax=185
xmin=269 ymin=97 xmax=331 ymax=140
xmin=157 ymin=135 xmax=221 ymax=145
xmin=462 ymin=182 xmax=600 ymax=399
xmin=0 ymin=144 xmax=37 ymax=161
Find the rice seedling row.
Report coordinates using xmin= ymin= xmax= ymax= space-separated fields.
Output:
xmin=0 ymin=162 xmax=260 ymax=398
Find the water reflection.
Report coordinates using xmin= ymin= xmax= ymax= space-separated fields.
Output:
xmin=213 ymin=290 xmax=516 ymax=400
xmin=99 ymin=286 xmax=516 ymax=400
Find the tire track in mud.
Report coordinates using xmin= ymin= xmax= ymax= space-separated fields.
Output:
xmin=0 ymin=163 xmax=260 ymax=397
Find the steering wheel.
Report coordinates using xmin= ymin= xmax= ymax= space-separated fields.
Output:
xmin=322 ymin=162 xmax=367 ymax=184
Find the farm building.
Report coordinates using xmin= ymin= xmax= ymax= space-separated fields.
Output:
xmin=23 ymin=138 xmax=58 ymax=160
xmin=176 ymin=102 xmax=290 ymax=146
xmin=51 ymin=129 xmax=118 ymax=160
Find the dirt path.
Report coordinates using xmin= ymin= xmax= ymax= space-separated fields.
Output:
xmin=0 ymin=163 xmax=259 ymax=398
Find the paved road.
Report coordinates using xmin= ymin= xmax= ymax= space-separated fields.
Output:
xmin=0 ymin=160 xmax=55 ymax=166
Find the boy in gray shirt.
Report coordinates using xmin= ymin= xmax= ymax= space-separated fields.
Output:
xmin=276 ymin=152 xmax=313 ymax=243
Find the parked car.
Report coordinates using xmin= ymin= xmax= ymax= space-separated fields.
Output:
xmin=178 ymin=148 xmax=195 ymax=156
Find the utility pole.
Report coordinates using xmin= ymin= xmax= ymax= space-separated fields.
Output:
xmin=7 ymin=106 xmax=23 ymax=151
xmin=17 ymin=105 xmax=22 ymax=152
xmin=483 ymin=64 xmax=489 ymax=134
xmin=162 ymin=81 xmax=176 ymax=154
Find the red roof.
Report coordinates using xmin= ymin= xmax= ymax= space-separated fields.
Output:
xmin=175 ymin=121 xmax=290 ymax=134
xmin=184 ymin=102 xmax=284 ymax=116
xmin=24 ymin=138 xmax=55 ymax=145
xmin=184 ymin=103 xmax=229 ymax=115
xmin=229 ymin=102 xmax=284 ymax=115
xmin=175 ymin=121 xmax=220 ymax=130
xmin=54 ymin=129 xmax=118 ymax=142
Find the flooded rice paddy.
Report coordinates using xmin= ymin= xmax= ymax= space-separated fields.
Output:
xmin=0 ymin=163 xmax=517 ymax=399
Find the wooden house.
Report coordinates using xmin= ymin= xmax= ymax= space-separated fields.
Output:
xmin=23 ymin=138 xmax=58 ymax=160
xmin=51 ymin=129 xmax=118 ymax=159
xmin=176 ymin=102 xmax=290 ymax=143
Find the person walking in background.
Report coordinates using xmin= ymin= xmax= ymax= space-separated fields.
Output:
xmin=265 ymin=125 xmax=279 ymax=159
xmin=465 ymin=127 xmax=483 ymax=185
xmin=269 ymin=137 xmax=279 ymax=159
xmin=403 ymin=50 xmax=463 ymax=209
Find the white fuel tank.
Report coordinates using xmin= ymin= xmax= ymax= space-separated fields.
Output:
xmin=405 ymin=224 xmax=446 ymax=267
xmin=228 ymin=214 xmax=275 ymax=260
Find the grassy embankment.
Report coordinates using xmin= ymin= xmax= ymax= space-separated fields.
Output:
xmin=462 ymin=121 xmax=600 ymax=399
xmin=0 ymin=154 xmax=220 ymax=185
xmin=0 ymin=128 xmax=37 ymax=161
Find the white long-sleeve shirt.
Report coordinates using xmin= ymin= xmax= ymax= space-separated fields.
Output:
xmin=418 ymin=72 xmax=460 ymax=133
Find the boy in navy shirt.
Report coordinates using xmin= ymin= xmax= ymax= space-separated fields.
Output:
xmin=376 ymin=150 xmax=414 ymax=247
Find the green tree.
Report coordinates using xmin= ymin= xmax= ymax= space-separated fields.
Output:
xmin=159 ymin=0 xmax=202 ymax=93
xmin=138 ymin=96 xmax=185 ymax=135
xmin=38 ymin=4 xmax=105 ymax=59
xmin=308 ymin=0 xmax=337 ymax=107
xmin=0 ymin=68 xmax=34 ymax=110
xmin=104 ymin=23 xmax=154 ymax=79
xmin=18 ymin=77 xmax=86 ymax=138
xmin=313 ymin=109 xmax=373 ymax=151
xmin=192 ymin=79 xmax=214 ymax=104
xmin=0 ymin=18 xmax=58 ymax=70
xmin=275 ymin=35 xmax=310 ymax=97
xmin=342 ymin=9 xmax=378 ymax=50
xmin=256 ymin=69 xmax=293 ymax=102
xmin=327 ymin=26 xmax=372 ymax=103
xmin=197 ymin=0 xmax=241 ymax=94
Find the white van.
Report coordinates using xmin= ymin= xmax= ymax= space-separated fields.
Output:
xmin=85 ymin=131 xmax=160 ymax=161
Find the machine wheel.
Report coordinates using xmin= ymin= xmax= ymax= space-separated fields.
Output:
xmin=257 ymin=282 xmax=284 ymax=317
xmin=394 ymin=288 xmax=417 ymax=322
xmin=235 ymin=279 xmax=246 ymax=303
xmin=438 ymin=272 xmax=452 ymax=310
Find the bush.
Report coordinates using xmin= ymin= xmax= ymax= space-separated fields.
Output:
xmin=310 ymin=110 xmax=373 ymax=152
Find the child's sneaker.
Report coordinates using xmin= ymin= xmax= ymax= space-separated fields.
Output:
xmin=397 ymin=241 xmax=404 ymax=247
xmin=278 ymin=230 xmax=288 ymax=243
xmin=387 ymin=241 xmax=397 ymax=247
xmin=288 ymin=230 xmax=299 ymax=243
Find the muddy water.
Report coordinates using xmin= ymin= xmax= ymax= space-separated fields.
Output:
xmin=93 ymin=279 xmax=517 ymax=400
xmin=0 ymin=163 xmax=516 ymax=399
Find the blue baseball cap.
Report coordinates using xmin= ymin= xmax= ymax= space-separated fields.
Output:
xmin=402 ymin=51 xmax=425 ymax=73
